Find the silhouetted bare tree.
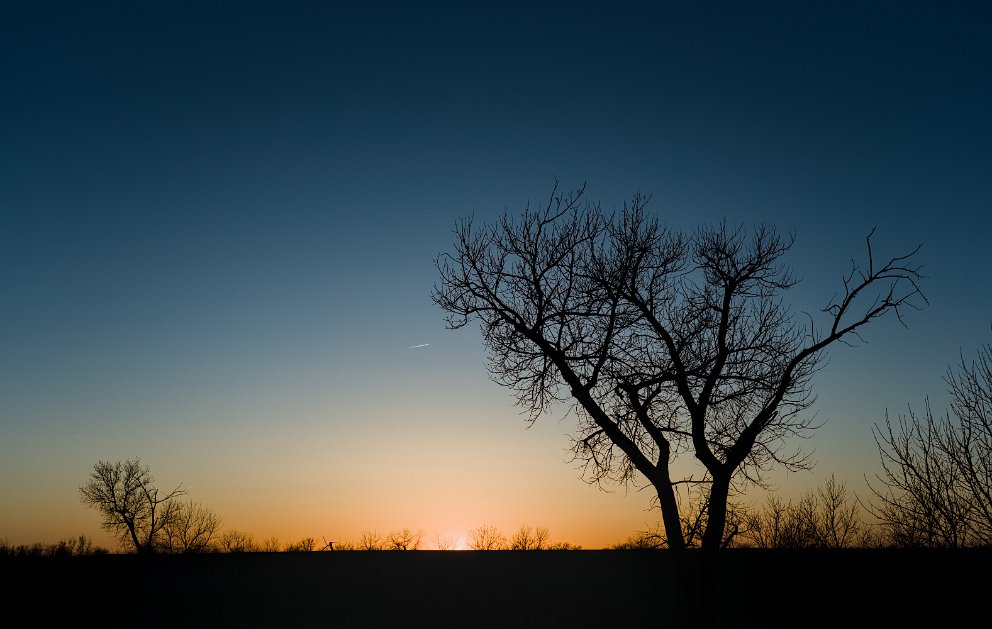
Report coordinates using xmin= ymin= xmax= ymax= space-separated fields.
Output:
xmin=547 ymin=541 xmax=583 ymax=550
xmin=51 ymin=535 xmax=106 ymax=556
xmin=814 ymin=475 xmax=866 ymax=548
xmin=386 ymin=528 xmax=422 ymax=550
xmin=744 ymin=475 xmax=868 ymax=548
xmin=510 ymin=524 xmax=550 ymax=550
xmin=357 ymin=530 xmax=384 ymax=550
xmin=284 ymin=536 xmax=320 ymax=551
xmin=79 ymin=458 xmax=185 ymax=553
xmin=867 ymin=344 xmax=992 ymax=547
xmin=432 ymin=530 xmax=456 ymax=550
xmin=610 ymin=525 xmax=667 ymax=550
xmin=468 ymin=524 xmax=506 ymax=550
xmin=434 ymin=182 xmax=925 ymax=551
xmin=218 ymin=529 xmax=258 ymax=552
xmin=161 ymin=500 xmax=223 ymax=553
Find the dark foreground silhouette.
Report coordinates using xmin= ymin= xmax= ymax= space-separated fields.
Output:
xmin=5 ymin=549 xmax=986 ymax=628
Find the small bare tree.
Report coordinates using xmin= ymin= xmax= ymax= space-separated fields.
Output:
xmin=815 ymin=475 xmax=864 ymax=548
xmin=218 ymin=529 xmax=258 ymax=552
xmin=510 ymin=524 xmax=550 ymax=550
xmin=386 ymin=528 xmax=422 ymax=550
xmin=744 ymin=475 xmax=866 ymax=548
xmin=547 ymin=541 xmax=582 ymax=550
xmin=161 ymin=500 xmax=223 ymax=553
xmin=741 ymin=494 xmax=792 ymax=548
xmin=284 ymin=536 xmax=319 ymax=551
xmin=434 ymin=182 xmax=925 ymax=552
xmin=432 ymin=530 xmax=456 ymax=550
xmin=52 ymin=535 xmax=105 ymax=556
xmin=610 ymin=524 xmax=667 ymax=550
xmin=357 ymin=530 xmax=384 ymax=550
xmin=79 ymin=458 xmax=185 ymax=553
xmin=468 ymin=524 xmax=506 ymax=550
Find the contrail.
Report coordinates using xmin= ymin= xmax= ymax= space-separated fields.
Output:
xmin=409 ymin=343 xmax=430 ymax=349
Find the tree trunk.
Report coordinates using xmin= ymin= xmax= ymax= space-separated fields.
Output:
xmin=655 ymin=477 xmax=686 ymax=552
xmin=701 ymin=473 xmax=731 ymax=550
xmin=126 ymin=522 xmax=144 ymax=553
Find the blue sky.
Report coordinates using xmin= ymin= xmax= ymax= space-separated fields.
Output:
xmin=1 ymin=0 xmax=990 ymax=548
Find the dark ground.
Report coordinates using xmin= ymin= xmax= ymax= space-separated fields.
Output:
xmin=4 ymin=549 xmax=986 ymax=628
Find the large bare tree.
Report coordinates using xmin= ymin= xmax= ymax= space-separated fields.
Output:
xmin=79 ymin=458 xmax=185 ymax=554
xmin=433 ymin=183 xmax=925 ymax=551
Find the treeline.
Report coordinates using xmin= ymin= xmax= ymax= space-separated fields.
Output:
xmin=6 ymin=470 xmax=991 ymax=555
xmin=69 ymin=457 xmax=589 ymax=554
xmin=286 ymin=524 xmax=581 ymax=552
xmin=22 ymin=344 xmax=987 ymax=556
xmin=0 ymin=535 xmax=109 ymax=557
xmin=0 ymin=525 xmax=580 ymax=556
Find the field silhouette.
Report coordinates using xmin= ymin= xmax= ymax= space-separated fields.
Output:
xmin=7 ymin=548 xmax=985 ymax=628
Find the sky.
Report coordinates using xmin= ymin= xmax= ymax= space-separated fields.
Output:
xmin=1 ymin=0 xmax=990 ymax=550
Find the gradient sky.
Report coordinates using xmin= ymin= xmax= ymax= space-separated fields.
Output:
xmin=1 ymin=0 xmax=990 ymax=550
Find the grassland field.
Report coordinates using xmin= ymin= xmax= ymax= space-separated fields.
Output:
xmin=5 ymin=549 xmax=985 ymax=628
